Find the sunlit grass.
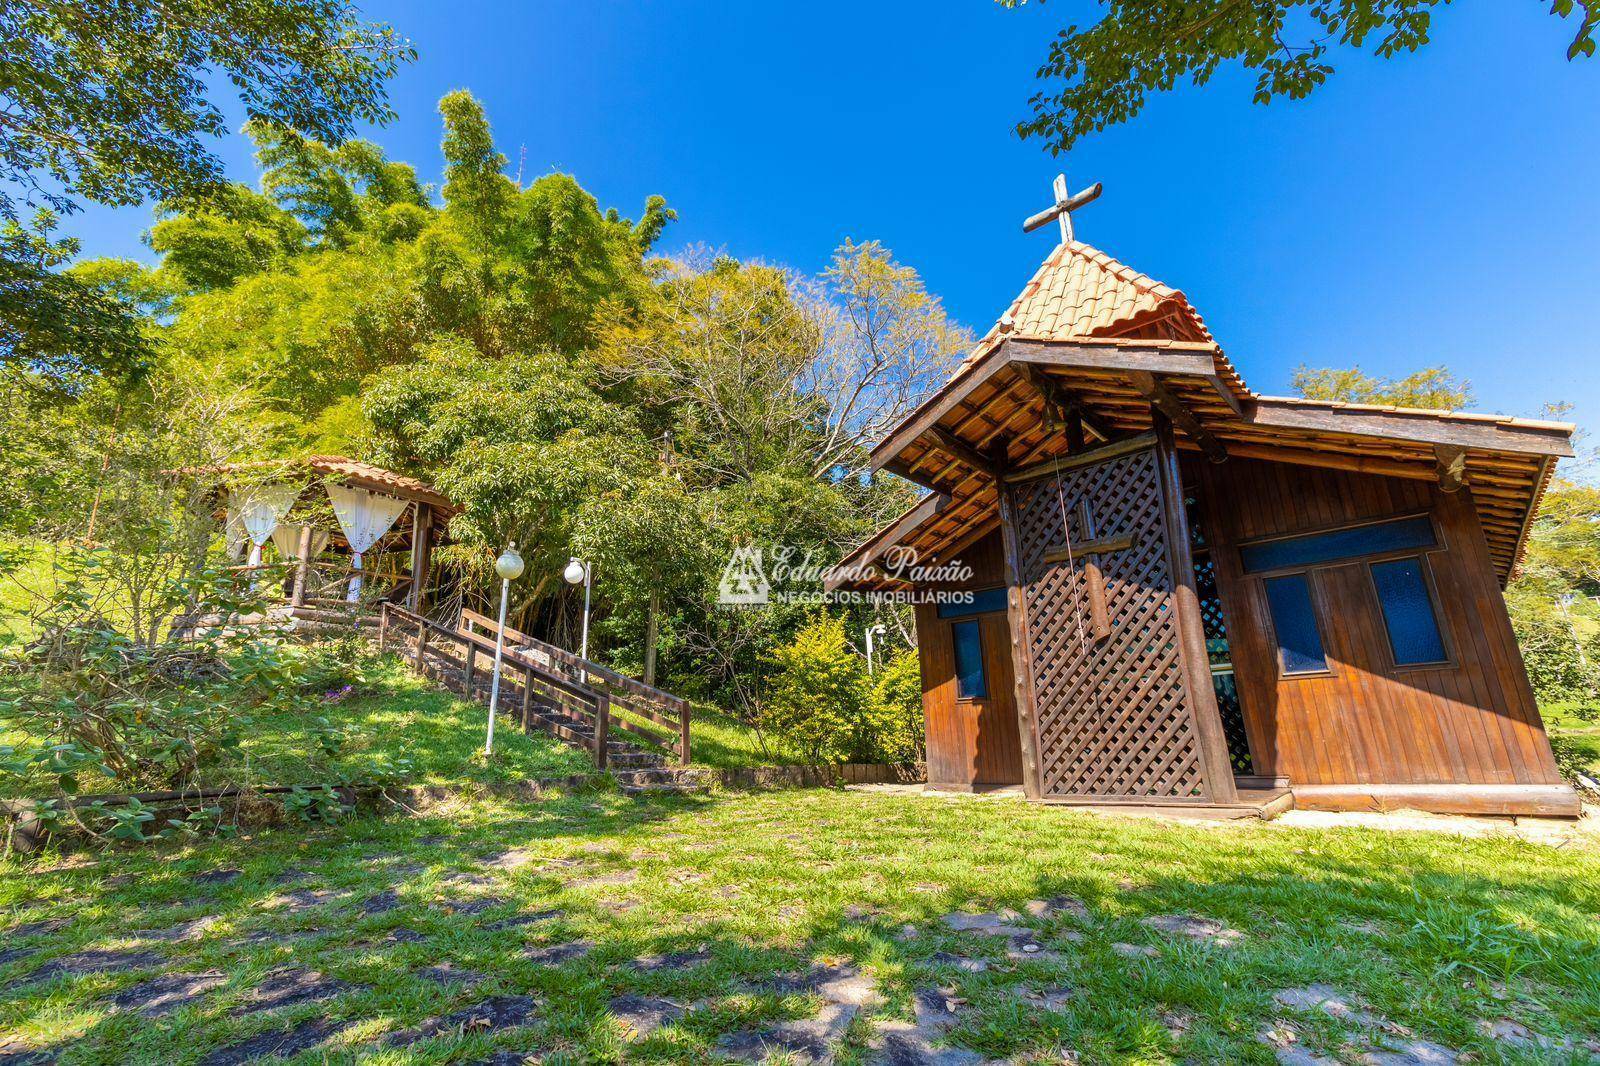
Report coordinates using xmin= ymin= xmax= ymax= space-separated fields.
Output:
xmin=1 ymin=788 xmax=1596 ymax=1064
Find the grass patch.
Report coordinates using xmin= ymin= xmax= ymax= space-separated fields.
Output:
xmin=0 ymin=788 xmax=1595 ymax=1063
xmin=1 ymin=655 xmax=592 ymax=799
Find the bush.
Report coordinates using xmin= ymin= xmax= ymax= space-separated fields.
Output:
xmin=759 ymin=614 xmax=869 ymax=764
xmin=866 ymin=646 xmax=924 ymax=763
xmin=759 ymin=615 xmax=924 ymax=765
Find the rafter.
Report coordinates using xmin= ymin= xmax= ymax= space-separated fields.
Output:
xmin=1129 ymin=370 xmax=1227 ymax=464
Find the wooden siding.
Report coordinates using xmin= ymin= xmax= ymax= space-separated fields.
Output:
xmin=1195 ymin=457 xmax=1564 ymax=791
xmin=913 ymin=531 xmax=1024 ymax=788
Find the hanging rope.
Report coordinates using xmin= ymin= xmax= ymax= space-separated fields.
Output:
xmin=1047 ymin=439 xmax=1105 ymax=730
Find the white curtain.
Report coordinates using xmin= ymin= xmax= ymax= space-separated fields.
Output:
xmin=270 ymin=523 xmax=330 ymax=562
xmin=327 ymin=484 xmax=411 ymax=601
xmin=233 ymin=485 xmax=301 ymax=568
xmin=224 ymin=510 xmax=248 ymax=561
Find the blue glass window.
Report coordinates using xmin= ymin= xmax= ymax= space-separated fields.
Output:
xmin=936 ymin=586 xmax=1009 ymax=618
xmin=951 ymin=620 xmax=987 ymax=699
xmin=1371 ymin=557 xmax=1448 ymax=666
xmin=1263 ymin=573 xmax=1328 ymax=675
xmin=1240 ymin=516 xmax=1436 ymax=574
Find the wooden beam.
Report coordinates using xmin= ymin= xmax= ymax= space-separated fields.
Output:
xmin=1129 ymin=370 xmax=1227 ymax=464
xmin=869 ymin=346 xmax=1016 ymax=471
xmin=1218 ymin=442 xmax=1434 ymax=482
xmin=407 ymin=504 xmax=432 ymax=612
xmin=1435 ymin=443 xmax=1468 ymax=493
xmin=1245 ymin=398 xmax=1576 ymax=457
xmin=1005 ymin=433 xmax=1158 ymax=484
xmin=996 ymin=480 xmax=1044 ymax=800
xmin=824 ymin=492 xmax=951 ymax=591
xmin=1005 ymin=337 xmax=1221 ymax=378
xmin=880 ymin=456 xmax=944 ymax=492
xmin=929 ymin=426 xmax=1002 ymax=479
xmin=1023 ymin=365 xmax=1114 ymax=443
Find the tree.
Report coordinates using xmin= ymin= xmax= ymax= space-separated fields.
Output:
xmin=2 ymin=0 xmax=412 ymax=387
xmin=1 ymin=212 xmax=153 ymax=392
xmin=0 ymin=0 xmax=411 ymax=221
xmin=1290 ymin=364 xmax=1472 ymax=409
xmin=1002 ymin=0 xmax=1597 ymax=153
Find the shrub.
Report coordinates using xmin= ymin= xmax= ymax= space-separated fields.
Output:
xmin=759 ymin=614 xmax=869 ymax=764
xmin=759 ymin=616 xmax=924 ymax=764
xmin=866 ymin=646 xmax=925 ymax=763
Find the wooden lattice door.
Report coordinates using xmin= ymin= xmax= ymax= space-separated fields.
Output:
xmin=1007 ymin=435 xmax=1234 ymax=802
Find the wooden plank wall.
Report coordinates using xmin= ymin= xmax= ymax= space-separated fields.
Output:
xmin=913 ymin=531 xmax=1025 ymax=788
xmin=1195 ymin=457 xmax=1564 ymax=790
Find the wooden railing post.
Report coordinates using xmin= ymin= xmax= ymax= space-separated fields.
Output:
xmin=520 ymin=663 xmax=534 ymax=729
xmin=378 ymin=603 xmax=389 ymax=653
xmin=593 ymin=694 xmax=610 ymax=771
xmin=415 ymin=619 xmax=427 ymax=668
xmin=678 ymin=697 xmax=691 ymax=766
xmin=463 ymin=642 xmax=476 ymax=696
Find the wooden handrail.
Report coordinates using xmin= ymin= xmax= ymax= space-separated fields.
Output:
xmin=383 ymin=603 xmax=604 ymax=708
xmin=457 ymin=606 xmax=692 ymax=766
xmin=460 ymin=607 xmax=689 ymax=712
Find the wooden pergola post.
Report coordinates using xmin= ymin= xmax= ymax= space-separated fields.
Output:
xmin=407 ymin=503 xmax=432 ymax=613
xmin=289 ymin=523 xmax=313 ymax=607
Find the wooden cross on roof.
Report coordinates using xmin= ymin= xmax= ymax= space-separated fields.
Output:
xmin=1022 ymin=172 xmax=1103 ymax=242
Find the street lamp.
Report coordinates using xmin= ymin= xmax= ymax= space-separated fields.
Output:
xmin=485 ymin=542 xmax=525 ymax=756
xmin=563 ymin=556 xmax=592 ymax=664
xmin=865 ymin=623 xmax=887 ymax=675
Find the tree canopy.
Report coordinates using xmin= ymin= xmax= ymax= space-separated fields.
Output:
xmin=6 ymin=90 xmax=962 ymax=721
xmin=0 ymin=0 xmax=412 ymax=388
xmin=1003 ymin=0 xmax=1597 ymax=153
xmin=1288 ymin=364 xmax=1473 ymax=409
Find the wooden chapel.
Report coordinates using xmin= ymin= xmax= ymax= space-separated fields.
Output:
xmin=829 ymin=178 xmax=1579 ymax=818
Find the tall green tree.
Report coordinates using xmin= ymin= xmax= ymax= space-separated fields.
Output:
xmin=1002 ymin=0 xmax=1596 ymax=153
xmin=1 ymin=0 xmax=412 ymax=387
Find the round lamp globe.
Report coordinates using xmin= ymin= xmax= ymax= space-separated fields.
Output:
xmin=563 ymin=558 xmax=587 ymax=585
xmin=495 ymin=546 xmax=525 ymax=582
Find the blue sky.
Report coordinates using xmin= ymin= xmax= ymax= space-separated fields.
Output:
xmin=64 ymin=1 xmax=1599 ymax=438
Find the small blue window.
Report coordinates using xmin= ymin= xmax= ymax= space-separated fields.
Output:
xmin=1240 ymin=516 xmax=1436 ymax=573
xmin=937 ymin=587 xmax=1008 ymax=618
xmin=1371 ymin=557 xmax=1448 ymax=666
xmin=951 ymin=620 xmax=987 ymax=699
xmin=1263 ymin=573 xmax=1328 ymax=675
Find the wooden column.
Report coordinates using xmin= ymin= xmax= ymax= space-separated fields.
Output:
xmin=997 ymin=480 xmax=1044 ymax=800
xmin=407 ymin=504 xmax=432 ymax=613
xmin=290 ymin=524 xmax=313 ymax=607
xmin=1151 ymin=408 xmax=1239 ymax=804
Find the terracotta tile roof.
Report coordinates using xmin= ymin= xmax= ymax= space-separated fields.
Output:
xmin=959 ymin=240 xmax=1214 ymax=374
xmin=301 ymin=456 xmax=454 ymax=510
xmin=175 ymin=455 xmax=455 ymax=512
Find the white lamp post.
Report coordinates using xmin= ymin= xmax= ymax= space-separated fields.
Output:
xmin=865 ymin=623 xmax=887 ymax=675
xmin=563 ymin=556 xmax=592 ymax=664
xmin=485 ymin=542 xmax=525 ymax=756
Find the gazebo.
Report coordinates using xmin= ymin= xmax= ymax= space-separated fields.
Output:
xmin=192 ymin=455 xmax=453 ymax=625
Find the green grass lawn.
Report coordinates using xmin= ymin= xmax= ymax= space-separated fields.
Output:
xmin=238 ymin=656 xmax=595 ymax=789
xmin=2 ymin=787 xmax=1596 ymax=1064
xmin=1 ymin=656 xmax=593 ymax=799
